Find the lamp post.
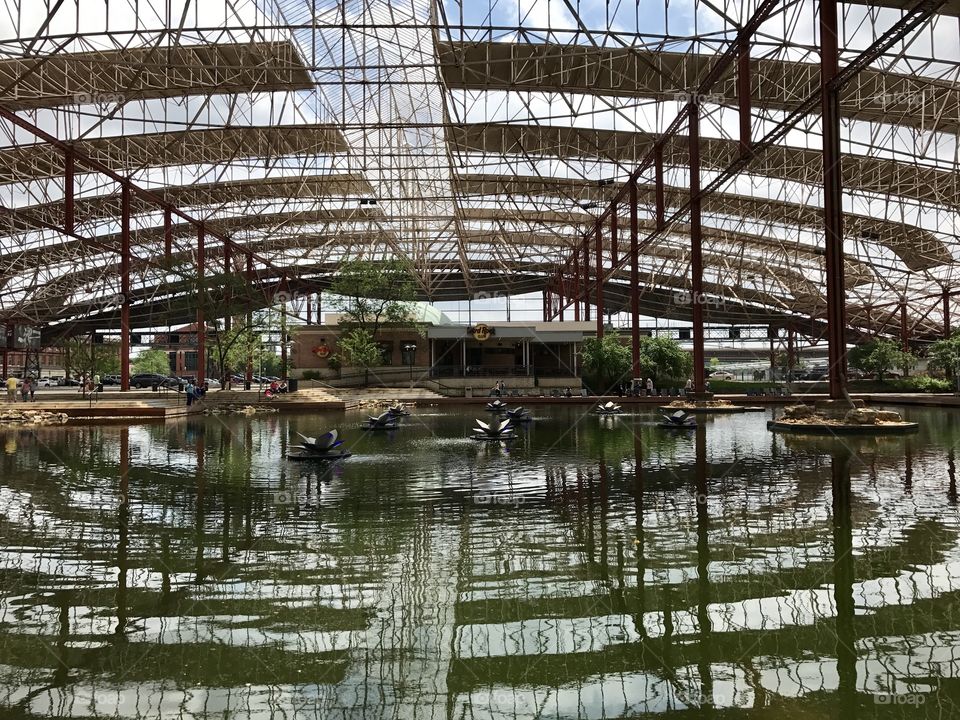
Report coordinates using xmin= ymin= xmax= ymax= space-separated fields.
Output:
xmin=402 ymin=342 xmax=417 ymax=381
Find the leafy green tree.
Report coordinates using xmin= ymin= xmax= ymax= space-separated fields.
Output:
xmin=580 ymin=332 xmax=632 ymax=393
xmin=327 ymin=259 xmax=417 ymax=337
xmin=848 ymin=338 xmax=915 ymax=381
xmin=928 ymin=331 xmax=960 ymax=388
xmin=337 ymin=328 xmax=384 ymax=382
xmin=61 ymin=338 xmax=122 ymax=378
xmin=638 ymin=336 xmax=693 ymax=386
xmin=132 ymin=348 xmax=172 ymax=375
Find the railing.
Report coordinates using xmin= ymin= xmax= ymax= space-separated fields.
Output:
xmin=429 ymin=365 xmax=576 ymax=378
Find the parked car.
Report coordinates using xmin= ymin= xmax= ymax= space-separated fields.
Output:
xmin=102 ymin=375 xmax=121 ymax=386
xmin=130 ymin=373 xmax=178 ymax=389
xmin=60 ymin=377 xmax=82 ymax=386
xmin=35 ymin=378 xmax=55 ymax=388
xmin=709 ymin=371 xmax=735 ymax=381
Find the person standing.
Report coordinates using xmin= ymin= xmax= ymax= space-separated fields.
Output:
xmin=185 ymin=381 xmax=195 ymax=407
xmin=28 ymin=378 xmax=35 ymax=402
xmin=20 ymin=377 xmax=29 ymax=403
xmin=685 ymin=378 xmax=694 ymax=396
xmin=646 ymin=377 xmax=654 ymax=396
xmin=6 ymin=376 xmax=17 ymax=403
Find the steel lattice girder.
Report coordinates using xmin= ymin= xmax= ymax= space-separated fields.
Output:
xmin=0 ymin=41 xmax=314 ymax=111
xmin=439 ymin=40 xmax=960 ymax=134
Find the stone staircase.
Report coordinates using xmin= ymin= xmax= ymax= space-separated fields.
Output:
xmin=206 ymin=387 xmax=345 ymax=407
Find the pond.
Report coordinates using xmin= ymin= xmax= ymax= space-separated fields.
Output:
xmin=0 ymin=404 xmax=958 ymax=718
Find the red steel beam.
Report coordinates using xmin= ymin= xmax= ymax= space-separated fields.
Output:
xmin=197 ymin=224 xmax=206 ymax=386
xmin=654 ymin=147 xmax=665 ymax=230
xmin=945 ymin=288 xmax=952 ymax=338
xmin=630 ymin=180 xmax=640 ymax=379
xmin=163 ymin=206 xmax=173 ymax=262
xmin=595 ymin=224 xmax=604 ymax=338
xmin=64 ymin=148 xmax=75 ymax=234
xmin=120 ymin=182 xmax=131 ymax=392
xmin=900 ymin=300 xmax=909 ymax=352
xmin=820 ymin=0 xmax=847 ymax=400
xmin=582 ymin=239 xmax=591 ymax=322
xmin=738 ymin=37 xmax=752 ymax=153
xmin=573 ymin=254 xmax=580 ymax=321
xmin=689 ymin=103 xmax=706 ymax=395
xmin=223 ymin=241 xmax=232 ymax=334
xmin=610 ymin=199 xmax=618 ymax=266
xmin=245 ymin=254 xmax=254 ymax=385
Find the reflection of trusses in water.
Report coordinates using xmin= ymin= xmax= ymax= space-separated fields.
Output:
xmin=0 ymin=423 xmax=959 ymax=715
xmin=0 ymin=0 xmax=959 ymax=345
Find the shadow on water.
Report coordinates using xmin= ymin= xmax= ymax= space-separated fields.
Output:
xmin=0 ymin=406 xmax=957 ymax=717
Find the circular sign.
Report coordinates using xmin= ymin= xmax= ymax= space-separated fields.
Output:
xmin=472 ymin=323 xmax=492 ymax=342
xmin=313 ymin=344 xmax=330 ymax=358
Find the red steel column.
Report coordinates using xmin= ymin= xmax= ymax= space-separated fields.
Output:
xmin=223 ymin=242 xmax=232 ymax=333
xmin=610 ymin=199 xmax=618 ymax=266
xmin=689 ymin=104 xmax=706 ymax=395
xmin=120 ymin=182 xmax=131 ymax=392
xmin=900 ymin=300 xmax=909 ymax=352
xmin=820 ymin=0 xmax=848 ymax=400
xmin=573 ymin=254 xmax=581 ymax=321
xmin=64 ymin=149 xmax=75 ymax=234
xmin=197 ymin=224 xmax=206 ymax=386
xmin=163 ymin=206 xmax=173 ymax=263
xmin=654 ymin=147 xmax=665 ymax=230
xmin=738 ymin=38 xmax=752 ymax=153
xmin=245 ymin=254 xmax=254 ymax=385
xmin=630 ymin=180 xmax=640 ymax=379
xmin=944 ymin=288 xmax=952 ymax=338
xmin=582 ymin=239 xmax=591 ymax=322
xmin=595 ymin=224 xmax=604 ymax=338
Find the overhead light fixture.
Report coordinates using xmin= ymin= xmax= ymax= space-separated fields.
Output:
xmin=597 ymin=178 xmax=615 ymax=187
xmin=358 ymin=198 xmax=378 ymax=206
xmin=579 ymin=201 xmax=599 ymax=210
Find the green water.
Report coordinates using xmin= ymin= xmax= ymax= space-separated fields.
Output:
xmin=1 ymin=405 xmax=959 ymax=718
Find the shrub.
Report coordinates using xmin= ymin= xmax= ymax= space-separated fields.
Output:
xmin=301 ymin=370 xmax=321 ymax=381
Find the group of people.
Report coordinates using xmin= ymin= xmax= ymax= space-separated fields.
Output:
xmin=184 ymin=380 xmax=209 ymax=407
xmin=5 ymin=376 xmax=36 ymax=403
xmin=264 ymin=380 xmax=289 ymax=398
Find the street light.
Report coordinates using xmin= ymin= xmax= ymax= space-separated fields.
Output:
xmin=402 ymin=342 xmax=417 ymax=381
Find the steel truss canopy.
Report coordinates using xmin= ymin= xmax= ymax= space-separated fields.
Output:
xmin=0 ymin=0 xmax=958 ymax=343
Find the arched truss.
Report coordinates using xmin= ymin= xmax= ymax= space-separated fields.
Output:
xmin=0 ymin=0 xmax=958 ymax=342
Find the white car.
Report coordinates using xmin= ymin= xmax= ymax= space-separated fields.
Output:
xmin=709 ymin=371 xmax=736 ymax=381
xmin=36 ymin=378 xmax=55 ymax=387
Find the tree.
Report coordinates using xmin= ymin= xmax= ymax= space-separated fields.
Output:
xmin=132 ymin=348 xmax=172 ymax=375
xmin=638 ymin=336 xmax=693 ymax=386
xmin=928 ymin=331 xmax=960 ymax=389
xmin=848 ymin=338 xmax=915 ymax=381
xmin=60 ymin=338 xmax=122 ymax=378
xmin=327 ymin=259 xmax=417 ymax=337
xmin=580 ymin=332 xmax=632 ymax=394
xmin=337 ymin=328 xmax=384 ymax=380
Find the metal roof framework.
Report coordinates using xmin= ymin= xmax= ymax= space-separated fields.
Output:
xmin=0 ymin=0 xmax=956 ymax=352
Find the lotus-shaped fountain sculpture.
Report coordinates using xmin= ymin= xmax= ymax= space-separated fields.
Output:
xmin=595 ymin=401 xmax=622 ymax=415
xmin=505 ymin=406 xmax=532 ymax=422
xmin=485 ymin=399 xmax=508 ymax=411
xmin=386 ymin=403 xmax=411 ymax=417
xmin=361 ymin=411 xmax=400 ymax=431
xmin=288 ymin=430 xmax=352 ymax=460
xmin=659 ymin=409 xmax=696 ymax=429
xmin=471 ymin=417 xmax=516 ymax=440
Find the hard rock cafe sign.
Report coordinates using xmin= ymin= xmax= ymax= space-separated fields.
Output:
xmin=471 ymin=323 xmax=492 ymax=342
xmin=312 ymin=344 xmax=331 ymax=358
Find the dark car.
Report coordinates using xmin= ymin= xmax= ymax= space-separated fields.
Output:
xmin=130 ymin=373 xmax=178 ymax=389
xmin=102 ymin=375 xmax=121 ymax=386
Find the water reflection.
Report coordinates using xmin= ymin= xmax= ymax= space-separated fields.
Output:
xmin=0 ymin=407 xmax=958 ymax=717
